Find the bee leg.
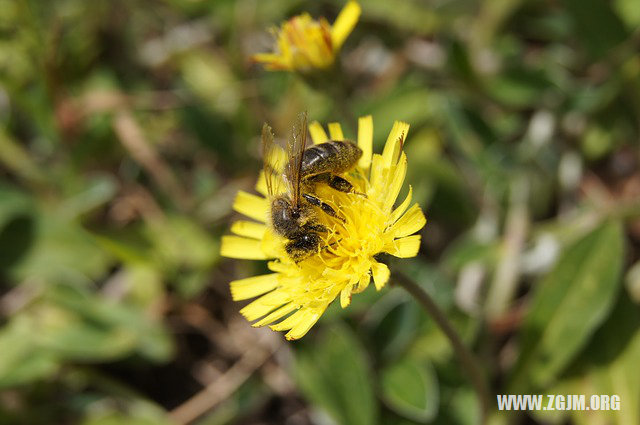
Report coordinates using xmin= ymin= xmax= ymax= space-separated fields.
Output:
xmin=327 ymin=175 xmax=354 ymax=192
xmin=305 ymin=173 xmax=330 ymax=187
xmin=328 ymin=174 xmax=367 ymax=197
xmin=302 ymin=193 xmax=345 ymax=222
xmin=303 ymin=222 xmax=328 ymax=233
xmin=308 ymin=173 xmax=366 ymax=197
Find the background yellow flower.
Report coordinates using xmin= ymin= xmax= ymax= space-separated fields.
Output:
xmin=253 ymin=1 xmax=361 ymax=72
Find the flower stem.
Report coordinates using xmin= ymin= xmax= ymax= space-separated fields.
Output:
xmin=392 ymin=270 xmax=490 ymax=425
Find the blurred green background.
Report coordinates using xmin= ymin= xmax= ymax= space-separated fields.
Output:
xmin=1 ymin=0 xmax=640 ymax=424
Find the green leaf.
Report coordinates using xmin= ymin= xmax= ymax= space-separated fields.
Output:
xmin=0 ymin=183 xmax=33 ymax=228
xmin=44 ymin=285 xmax=174 ymax=362
xmin=144 ymin=215 xmax=219 ymax=269
xmin=0 ymin=184 xmax=36 ymax=273
xmin=570 ymin=295 xmax=640 ymax=425
xmin=82 ymin=414 xmax=169 ymax=425
xmin=512 ymin=220 xmax=624 ymax=390
xmin=380 ymin=358 xmax=439 ymax=422
xmin=144 ymin=215 xmax=219 ymax=297
xmin=81 ymin=399 xmax=174 ymax=425
xmin=447 ymin=388 xmax=483 ymax=425
xmin=9 ymin=214 xmax=112 ymax=285
xmin=0 ymin=318 xmax=59 ymax=388
xmin=442 ymin=233 xmax=498 ymax=272
xmin=36 ymin=319 xmax=139 ymax=361
xmin=561 ymin=0 xmax=629 ymax=60
xmin=534 ymin=294 xmax=640 ymax=425
xmin=355 ymin=84 xmax=433 ymax=144
xmin=295 ymin=325 xmax=378 ymax=425
xmin=92 ymin=226 xmax=154 ymax=265
xmin=57 ymin=175 xmax=118 ymax=219
xmin=486 ymin=68 xmax=554 ymax=108
xmin=364 ymin=292 xmax=419 ymax=362
xmin=615 ymin=0 xmax=640 ymax=28
xmin=0 ymin=213 xmax=36 ymax=273
xmin=581 ymin=124 xmax=617 ymax=160
xmin=361 ymin=1 xmax=440 ymax=36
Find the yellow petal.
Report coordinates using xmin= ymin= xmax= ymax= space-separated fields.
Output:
xmin=317 ymin=18 xmax=335 ymax=66
xmin=371 ymin=261 xmax=390 ymax=290
xmin=390 ymin=185 xmax=412 ymax=223
xmin=386 ymin=235 xmax=422 ymax=258
xmin=252 ymin=53 xmax=284 ymax=65
xmin=253 ymin=56 xmax=292 ymax=71
xmin=267 ymin=259 xmax=289 ymax=274
xmin=388 ymin=203 xmax=426 ymax=238
xmin=330 ymin=0 xmax=361 ymax=50
xmin=285 ymin=311 xmax=322 ymax=340
xmin=382 ymin=121 xmax=409 ymax=167
xmin=221 ymin=236 xmax=269 ymax=259
xmin=240 ymin=290 xmax=288 ymax=321
xmin=271 ymin=145 xmax=288 ymax=172
xmin=382 ymin=153 xmax=407 ymax=212
xmin=253 ymin=303 xmax=297 ymax=327
xmin=256 ymin=172 xmax=268 ymax=196
xmin=369 ymin=154 xmax=385 ymax=193
xmin=233 ymin=191 xmax=268 ymax=222
xmin=340 ymin=284 xmax=352 ymax=308
xmin=230 ymin=273 xmax=279 ymax=301
xmin=328 ymin=122 xmax=344 ymax=140
xmin=270 ymin=309 xmax=305 ymax=331
xmin=357 ymin=115 xmax=373 ymax=170
xmin=357 ymin=271 xmax=371 ymax=292
xmin=231 ymin=220 xmax=268 ymax=239
xmin=261 ymin=229 xmax=286 ymax=258
xmin=309 ymin=121 xmax=329 ymax=144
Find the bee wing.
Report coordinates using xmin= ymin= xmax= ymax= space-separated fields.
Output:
xmin=286 ymin=111 xmax=308 ymax=207
xmin=261 ymin=123 xmax=282 ymax=198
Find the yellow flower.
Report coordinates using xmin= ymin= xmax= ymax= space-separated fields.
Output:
xmin=221 ymin=116 xmax=426 ymax=340
xmin=253 ymin=1 xmax=361 ymax=72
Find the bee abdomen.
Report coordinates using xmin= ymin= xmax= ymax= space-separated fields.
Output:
xmin=300 ymin=140 xmax=362 ymax=176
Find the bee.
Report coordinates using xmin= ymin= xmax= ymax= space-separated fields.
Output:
xmin=262 ymin=112 xmax=362 ymax=262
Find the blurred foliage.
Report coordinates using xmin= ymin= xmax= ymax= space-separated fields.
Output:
xmin=1 ymin=0 xmax=640 ymax=424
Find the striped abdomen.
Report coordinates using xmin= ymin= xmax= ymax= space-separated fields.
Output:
xmin=299 ymin=140 xmax=362 ymax=177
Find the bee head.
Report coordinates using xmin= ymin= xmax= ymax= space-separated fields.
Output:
xmin=271 ymin=196 xmax=312 ymax=238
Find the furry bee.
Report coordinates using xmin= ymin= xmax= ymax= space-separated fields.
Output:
xmin=262 ymin=112 xmax=362 ymax=262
